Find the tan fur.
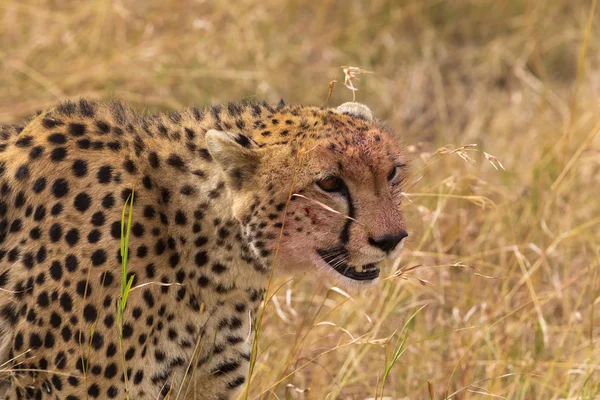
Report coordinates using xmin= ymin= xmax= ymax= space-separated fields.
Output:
xmin=0 ymin=99 xmax=408 ymax=399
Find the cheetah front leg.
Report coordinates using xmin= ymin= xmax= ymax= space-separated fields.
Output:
xmin=175 ymin=334 xmax=250 ymax=400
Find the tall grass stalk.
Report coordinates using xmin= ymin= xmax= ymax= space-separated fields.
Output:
xmin=118 ymin=191 xmax=136 ymax=400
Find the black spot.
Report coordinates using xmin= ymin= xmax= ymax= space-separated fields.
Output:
xmin=65 ymin=228 xmax=80 ymax=246
xmin=0 ymin=271 xmax=8 ymax=287
xmin=125 ymin=347 xmax=135 ymax=360
xmin=95 ymin=120 xmax=110 ymax=133
xmin=48 ymin=261 xmax=63 ymax=282
xmin=131 ymin=222 xmax=144 ymax=237
xmin=42 ymin=118 xmax=64 ymax=129
xmin=104 ymin=315 xmax=115 ymax=328
xmin=169 ymin=253 xmax=180 ymax=268
xmin=32 ymin=177 xmax=47 ymax=193
xmin=107 ymin=141 xmax=121 ymax=151
xmin=77 ymin=138 xmax=91 ymax=149
xmin=180 ymin=185 xmax=195 ymax=195
xmin=121 ymin=188 xmax=134 ymax=203
xmin=68 ymin=122 xmax=87 ymax=136
xmin=88 ymin=383 xmax=100 ymax=398
xmin=74 ymin=193 xmax=91 ymax=212
xmin=228 ymin=376 xmax=246 ymax=389
xmin=212 ymin=263 xmax=227 ymax=274
xmin=175 ymin=211 xmax=187 ymax=225
xmin=235 ymin=303 xmax=246 ymax=313
xmin=154 ymin=239 xmax=166 ymax=255
xmin=123 ymin=159 xmax=136 ymax=174
xmin=142 ymin=290 xmax=155 ymax=308
xmin=14 ymin=165 xmax=29 ymax=181
xmin=90 ymin=364 xmax=102 ymax=375
xmin=142 ymin=175 xmax=152 ymax=190
xmin=44 ymin=331 xmax=55 ymax=348
xmin=97 ymin=166 xmax=112 ymax=183
xmin=50 ymin=312 xmax=62 ymax=328
xmin=65 ymin=254 xmax=79 ymax=272
xmin=104 ymin=363 xmax=117 ymax=379
xmin=122 ymin=323 xmax=133 ymax=338
xmin=167 ymin=154 xmax=186 ymax=170
xmin=35 ymin=272 xmax=46 ymax=285
xmin=132 ymin=307 xmax=142 ymax=320
xmin=107 ymin=386 xmax=118 ymax=398
xmin=52 ymin=375 xmax=64 ymax=390
xmin=51 ymin=203 xmax=63 ymax=216
xmin=102 ymin=193 xmax=115 ymax=209
xmin=36 ymin=246 xmax=47 ymax=263
xmin=72 ymin=159 xmax=88 ymax=177
xmin=145 ymin=264 xmax=156 ymax=279
xmin=160 ymin=188 xmax=171 ymax=204
xmin=7 ymin=248 xmax=20 ymax=262
xmin=59 ymin=293 xmax=73 ymax=312
xmin=50 ymin=147 xmax=67 ymax=162
xmin=136 ymin=245 xmax=148 ymax=258
xmin=212 ymin=360 xmax=240 ymax=376
xmin=48 ymin=133 xmax=67 ymax=144
xmin=91 ymin=211 xmax=105 ymax=226
xmin=29 ymin=145 xmax=44 ymax=159
xmin=234 ymin=134 xmax=252 ymax=148
xmin=9 ymin=219 xmax=22 ymax=233
xmin=110 ymin=221 xmax=122 ymax=239
xmin=48 ymin=223 xmax=62 ymax=242
xmin=100 ymin=271 xmax=114 ymax=287
xmin=29 ymin=333 xmax=43 ymax=349
xmin=52 ymin=179 xmax=69 ymax=198
xmin=83 ymin=304 xmax=98 ymax=322
xmin=76 ymin=280 xmax=91 ymax=297
xmin=195 ymin=251 xmax=208 ymax=267
xmin=15 ymin=135 xmax=34 ymax=147
xmin=91 ymin=249 xmax=107 ymax=266
xmin=88 ymin=229 xmax=101 ymax=243
xmin=37 ymin=291 xmax=49 ymax=307
xmin=1 ymin=303 xmax=19 ymax=325
xmin=143 ymin=206 xmax=155 ymax=219
xmin=151 ymin=351 xmax=167 ymax=367
xmin=148 ymin=152 xmax=160 ymax=168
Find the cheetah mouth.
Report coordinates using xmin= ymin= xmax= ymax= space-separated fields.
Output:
xmin=316 ymin=248 xmax=380 ymax=281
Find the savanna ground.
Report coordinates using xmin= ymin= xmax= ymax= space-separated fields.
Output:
xmin=1 ymin=0 xmax=600 ymax=398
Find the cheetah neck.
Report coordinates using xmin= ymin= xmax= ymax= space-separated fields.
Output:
xmin=130 ymin=110 xmax=271 ymax=313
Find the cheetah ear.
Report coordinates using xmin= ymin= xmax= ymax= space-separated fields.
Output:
xmin=205 ymin=130 xmax=261 ymax=191
xmin=335 ymin=102 xmax=374 ymax=121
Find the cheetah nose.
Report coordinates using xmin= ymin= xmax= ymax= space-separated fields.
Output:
xmin=368 ymin=231 xmax=408 ymax=253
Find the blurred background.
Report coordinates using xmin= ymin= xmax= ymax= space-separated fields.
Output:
xmin=1 ymin=0 xmax=600 ymax=398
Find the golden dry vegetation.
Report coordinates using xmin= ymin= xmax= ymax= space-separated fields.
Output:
xmin=1 ymin=0 xmax=600 ymax=399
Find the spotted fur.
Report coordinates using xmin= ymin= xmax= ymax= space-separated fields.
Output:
xmin=0 ymin=99 xmax=408 ymax=399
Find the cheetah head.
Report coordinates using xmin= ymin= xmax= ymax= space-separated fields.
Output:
xmin=206 ymin=102 xmax=408 ymax=286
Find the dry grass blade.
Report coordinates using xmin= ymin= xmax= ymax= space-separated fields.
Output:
xmin=340 ymin=66 xmax=373 ymax=101
xmin=292 ymin=193 xmax=364 ymax=225
xmin=483 ymin=151 xmax=505 ymax=171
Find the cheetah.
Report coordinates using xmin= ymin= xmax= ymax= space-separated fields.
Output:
xmin=0 ymin=99 xmax=409 ymax=399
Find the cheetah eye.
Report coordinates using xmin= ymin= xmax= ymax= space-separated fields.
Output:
xmin=387 ymin=164 xmax=406 ymax=183
xmin=315 ymin=176 xmax=343 ymax=192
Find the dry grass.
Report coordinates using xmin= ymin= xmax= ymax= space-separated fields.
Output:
xmin=2 ymin=0 xmax=600 ymax=398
